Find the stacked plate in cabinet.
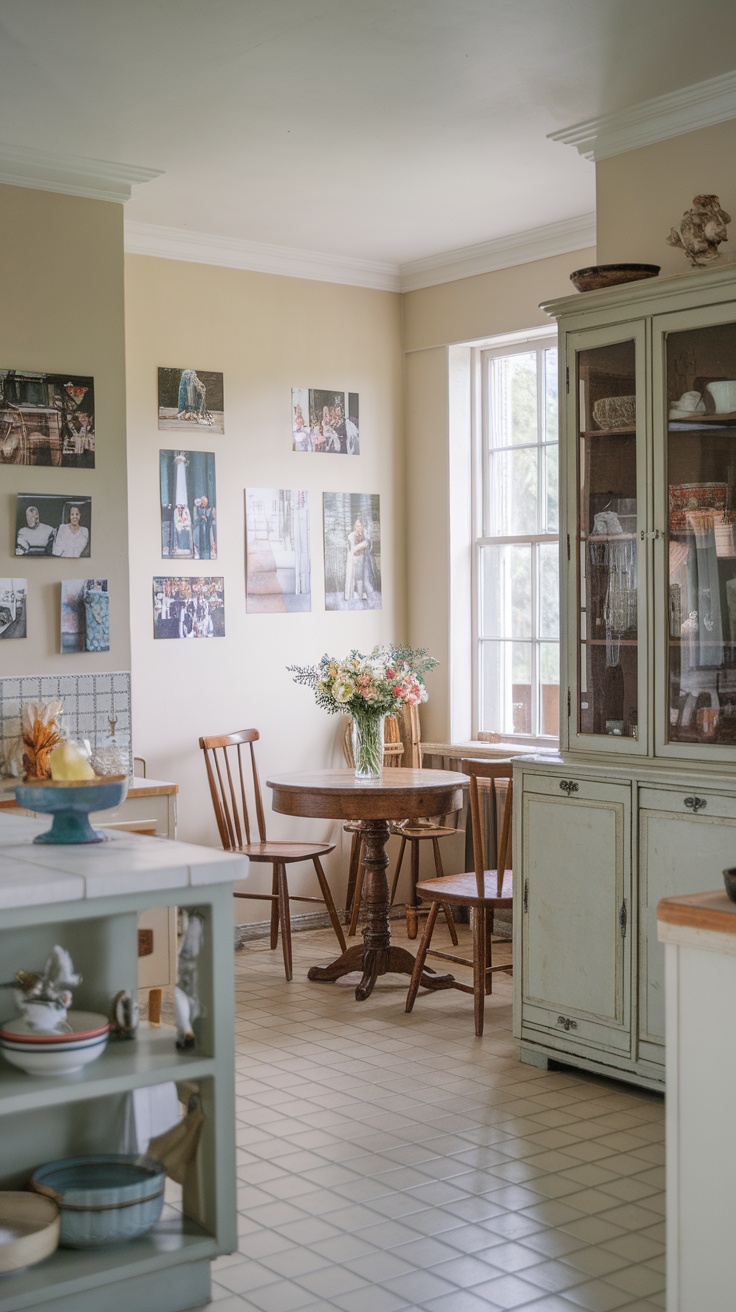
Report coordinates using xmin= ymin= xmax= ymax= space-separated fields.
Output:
xmin=0 ymin=1011 xmax=109 ymax=1075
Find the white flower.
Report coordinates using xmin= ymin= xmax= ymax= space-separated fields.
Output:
xmin=332 ymin=677 xmax=355 ymax=704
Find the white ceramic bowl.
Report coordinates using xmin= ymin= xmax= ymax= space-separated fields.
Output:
xmin=0 ymin=1032 xmax=108 ymax=1075
xmin=0 ymin=1192 xmax=60 ymax=1273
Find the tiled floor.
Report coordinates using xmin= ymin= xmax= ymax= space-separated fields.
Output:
xmin=202 ymin=920 xmax=665 ymax=1312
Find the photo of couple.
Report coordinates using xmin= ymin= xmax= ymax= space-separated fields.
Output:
xmin=15 ymin=495 xmax=92 ymax=558
xmin=160 ymin=449 xmax=218 ymax=560
xmin=323 ymin=492 xmax=381 ymax=611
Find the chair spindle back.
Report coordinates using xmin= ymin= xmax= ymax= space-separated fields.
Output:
xmin=461 ymin=759 xmax=514 ymax=899
xmin=199 ymin=729 xmax=268 ymax=852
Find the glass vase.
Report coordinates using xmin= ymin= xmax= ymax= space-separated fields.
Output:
xmin=351 ymin=713 xmax=385 ymax=781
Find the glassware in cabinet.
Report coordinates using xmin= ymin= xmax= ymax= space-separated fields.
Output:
xmin=574 ymin=337 xmax=640 ymax=743
xmin=665 ymin=318 xmax=736 ymax=748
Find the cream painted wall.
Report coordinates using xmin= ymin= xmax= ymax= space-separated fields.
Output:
xmin=596 ymin=119 xmax=736 ymax=276
xmin=403 ymin=248 xmax=595 ymax=741
xmin=402 ymin=248 xmax=597 ymax=354
xmin=0 ymin=184 xmax=130 ymax=673
xmin=124 ymin=254 xmax=404 ymax=912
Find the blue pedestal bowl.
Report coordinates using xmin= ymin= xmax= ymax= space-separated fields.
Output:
xmin=14 ymin=776 xmax=129 ymax=844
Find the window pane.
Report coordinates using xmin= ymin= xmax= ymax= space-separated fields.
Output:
xmin=489 ymin=448 xmax=538 ymax=535
xmin=490 ymin=352 xmax=537 ymax=448
xmin=545 ymin=444 xmax=559 ymax=533
xmin=480 ymin=544 xmax=531 ymax=638
xmin=539 ymin=542 xmax=559 ymax=640
xmin=480 ymin=640 xmax=531 ymax=736
xmin=544 ymin=347 xmax=558 ymax=442
xmin=540 ymin=643 xmax=560 ymax=736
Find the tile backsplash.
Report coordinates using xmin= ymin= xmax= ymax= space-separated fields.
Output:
xmin=0 ymin=671 xmax=132 ymax=776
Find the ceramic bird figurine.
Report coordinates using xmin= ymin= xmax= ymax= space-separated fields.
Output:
xmin=10 ymin=946 xmax=82 ymax=1031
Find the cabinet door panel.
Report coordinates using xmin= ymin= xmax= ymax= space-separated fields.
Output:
xmin=639 ymin=799 xmax=736 ymax=1058
xmin=522 ymin=787 xmax=631 ymax=1052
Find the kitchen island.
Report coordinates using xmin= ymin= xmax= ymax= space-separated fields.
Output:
xmin=0 ymin=811 xmax=244 ymax=1312
xmin=658 ymin=887 xmax=736 ymax=1312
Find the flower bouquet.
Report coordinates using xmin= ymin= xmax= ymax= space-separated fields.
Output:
xmin=289 ymin=645 xmax=437 ymax=779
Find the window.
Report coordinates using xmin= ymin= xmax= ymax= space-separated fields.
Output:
xmin=476 ymin=337 xmax=559 ymax=742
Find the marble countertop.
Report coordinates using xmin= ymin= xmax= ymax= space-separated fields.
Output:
xmin=0 ymin=812 xmax=246 ymax=910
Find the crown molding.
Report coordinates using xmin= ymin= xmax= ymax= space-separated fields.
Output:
xmin=398 ymin=214 xmax=596 ymax=292
xmin=0 ymin=143 xmax=162 ymax=203
xmin=550 ymin=69 xmax=736 ymax=162
xmin=124 ymin=221 xmax=401 ymax=291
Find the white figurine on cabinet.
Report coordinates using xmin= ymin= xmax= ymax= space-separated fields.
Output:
xmin=13 ymin=945 xmax=81 ymax=1032
xmin=175 ymin=910 xmax=204 ymax=1050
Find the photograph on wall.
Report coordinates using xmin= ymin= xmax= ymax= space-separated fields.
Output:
xmin=245 ymin=488 xmax=310 ymax=613
xmin=61 ymin=579 xmax=109 ymax=654
xmin=160 ymin=449 xmax=217 ymax=560
xmin=158 ymin=367 xmax=224 ymax=433
xmin=0 ymin=579 xmax=27 ymax=639
xmin=153 ymin=576 xmax=225 ymax=639
xmin=0 ymin=369 xmax=95 ymax=469
xmin=292 ymin=387 xmax=359 ymax=454
xmin=15 ymin=494 xmax=91 ymax=558
xmin=323 ymin=492 xmax=381 ymax=610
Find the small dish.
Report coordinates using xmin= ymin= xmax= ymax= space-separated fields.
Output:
xmin=0 ymin=1192 xmax=59 ymax=1273
xmin=0 ymin=1011 xmax=109 ymax=1044
xmin=29 ymin=1155 xmax=166 ymax=1248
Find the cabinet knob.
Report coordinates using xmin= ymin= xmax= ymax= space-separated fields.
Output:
xmin=560 ymin=780 xmax=579 ymax=796
xmin=684 ymin=796 xmax=707 ymax=813
xmin=557 ymin=1015 xmax=578 ymax=1032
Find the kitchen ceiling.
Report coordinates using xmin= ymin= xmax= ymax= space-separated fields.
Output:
xmin=1 ymin=1 xmax=736 ymax=269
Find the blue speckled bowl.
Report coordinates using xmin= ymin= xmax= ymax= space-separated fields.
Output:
xmin=14 ymin=776 xmax=128 ymax=844
xmin=29 ymin=1154 xmax=166 ymax=1247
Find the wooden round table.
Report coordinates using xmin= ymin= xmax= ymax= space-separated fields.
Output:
xmin=267 ymin=768 xmax=467 ymax=1000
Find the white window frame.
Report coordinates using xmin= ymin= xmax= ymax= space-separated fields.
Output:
xmin=473 ymin=329 xmax=559 ymax=746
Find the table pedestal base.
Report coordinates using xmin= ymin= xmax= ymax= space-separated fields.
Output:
xmin=307 ymin=816 xmax=454 ymax=1001
xmin=308 ymin=943 xmax=454 ymax=1001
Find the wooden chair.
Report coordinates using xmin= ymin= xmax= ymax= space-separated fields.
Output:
xmin=199 ymin=729 xmax=346 ymax=980
xmin=405 ymin=758 xmax=513 ymax=1036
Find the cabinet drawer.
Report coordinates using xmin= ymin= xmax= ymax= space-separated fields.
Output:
xmin=639 ymin=786 xmax=736 ymax=821
xmin=637 ymin=787 xmax=734 ymax=818
xmin=523 ymin=772 xmax=630 ymax=806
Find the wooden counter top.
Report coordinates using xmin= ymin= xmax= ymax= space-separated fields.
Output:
xmin=658 ymin=888 xmax=736 ymax=954
xmin=0 ymin=777 xmax=178 ymax=807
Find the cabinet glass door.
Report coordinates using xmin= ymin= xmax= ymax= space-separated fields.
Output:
xmin=574 ymin=337 xmax=641 ymax=744
xmin=665 ymin=318 xmax=736 ymax=747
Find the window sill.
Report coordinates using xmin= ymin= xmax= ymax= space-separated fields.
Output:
xmin=422 ymin=740 xmax=560 ymax=761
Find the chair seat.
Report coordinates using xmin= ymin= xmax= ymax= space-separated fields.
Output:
xmin=415 ymin=868 xmax=513 ymax=906
xmin=242 ymin=839 xmax=335 ymax=862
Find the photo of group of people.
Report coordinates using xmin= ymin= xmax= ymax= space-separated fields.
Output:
xmin=15 ymin=495 xmax=92 ymax=558
xmin=153 ymin=576 xmax=225 ymax=640
xmin=158 ymin=367 xmax=224 ymax=434
xmin=160 ymin=449 xmax=217 ymax=560
xmin=245 ymin=488 xmax=310 ymax=613
xmin=292 ymin=388 xmax=359 ymax=455
xmin=61 ymin=579 xmax=109 ymax=654
xmin=0 ymin=579 xmax=27 ymax=639
xmin=0 ymin=369 xmax=95 ymax=468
